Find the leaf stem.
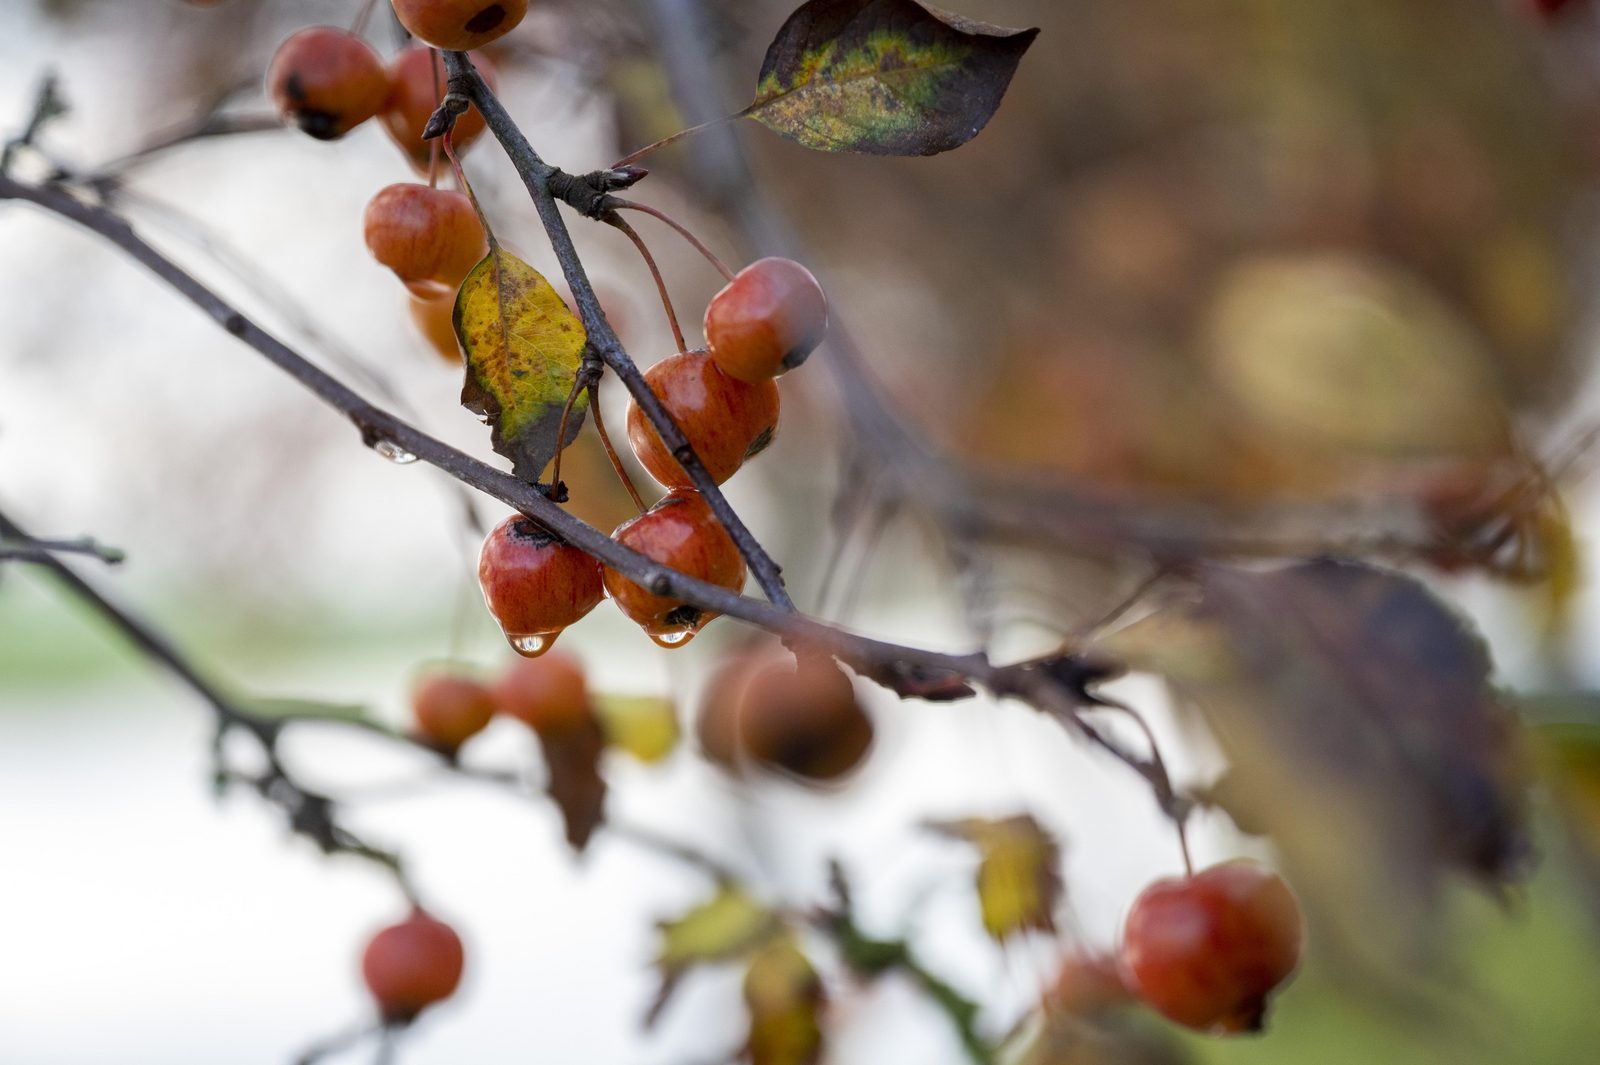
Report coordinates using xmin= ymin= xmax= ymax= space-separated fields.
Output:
xmin=611 ymin=116 xmax=731 ymax=169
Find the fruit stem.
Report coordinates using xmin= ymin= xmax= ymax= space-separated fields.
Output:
xmin=441 ymin=132 xmax=498 ymax=248
xmin=605 ymin=211 xmax=686 ymax=352
xmin=610 ymin=198 xmax=737 ymax=283
xmin=428 ymin=49 xmax=443 ymax=190
xmin=610 ymin=116 xmax=731 ymax=169
xmin=589 ymin=378 xmax=648 ymax=513
xmin=548 ymin=371 xmax=588 ymax=497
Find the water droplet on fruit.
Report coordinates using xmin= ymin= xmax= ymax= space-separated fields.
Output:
xmin=648 ymin=628 xmax=695 ymax=649
xmin=508 ymin=632 xmax=555 ymax=657
xmin=370 ymin=438 xmax=418 ymax=464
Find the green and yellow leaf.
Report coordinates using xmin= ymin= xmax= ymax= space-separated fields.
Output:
xmin=656 ymin=885 xmax=777 ymax=973
xmin=454 ymin=247 xmax=588 ymax=481
xmin=746 ymin=0 xmax=1037 ymax=156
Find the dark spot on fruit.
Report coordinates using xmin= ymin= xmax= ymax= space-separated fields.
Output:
xmin=745 ymin=425 xmax=775 ymax=460
xmin=464 ymin=4 xmax=508 ymax=33
xmin=296 ymin=109 xmax=341 ymax=140
xmin=511 ymin=518 xmax=558 ymax=546
xmin=283 ymin=73 xmax=307 ymax=104
xmin=780 ymin=345 xmax=813 ymax=372
xmin=663 ymin=604 xmax=702 ymax=628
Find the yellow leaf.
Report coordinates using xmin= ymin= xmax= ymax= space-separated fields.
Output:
xmin=454 ymin=247 xmax=588 ymax=481
xmin=743 ymin=935 xmax=825 ymax=1065
xmin=595 ymin=693 xmax=680 ymax=764
xmin=929 ymin=815 xmax=1062 ymax=940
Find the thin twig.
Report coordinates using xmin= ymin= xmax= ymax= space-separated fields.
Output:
xmin=0 ymin=501 xmax=414 ymax=892
xmin=0 ymin=534 xmax=123 ymax=565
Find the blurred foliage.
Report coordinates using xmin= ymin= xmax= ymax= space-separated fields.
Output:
xmin=614 ymin=0 xmax=1587 ymax=509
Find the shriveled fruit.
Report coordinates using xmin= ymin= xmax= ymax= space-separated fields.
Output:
xmin=361 ymin=909 xmax=465 ymax=1023
xmin=364 ymin=183 xmax=487 ymax=298
xmin=737 ymin=653 xmax=873 ymax=782
xmin=625 ymin=350 xmax=779 ymax=489
xmin=266 ymin=27 xmax=390 ymax=141
xmin=704 ymin=257 xmax=828 ymax=383
xmin=381 ymin=46 xmax=497 ymax=173
xmin=602 ymin=492 xmax=746 ymax=646
xmin=411 ymin=673 xmax=495 ymax=752
xmin=478 ymin=513 xmax=603 ymax=656
xmin=491 ymin=649 xmax=590 ymax=735
xmin=391 ymin=0 xmax=530 ymax=51
xmin=1120 ymin=860 xmax=1302 ymax=1034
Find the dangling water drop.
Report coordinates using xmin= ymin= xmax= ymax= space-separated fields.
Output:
xmin=648 ymin=627 xmax=695 ymax=649
xmin=371 ymin=438 xmax=418 ymax=464
xmin=508 ymin=632 xmax=555 ymax=657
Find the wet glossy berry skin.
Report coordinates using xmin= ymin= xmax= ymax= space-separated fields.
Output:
xmin=1120 ymin=861 xmax=1302 ymax=1034
xmin=626 ymin=350 xmax=779 ymax=489
xmin=602 ymin=492 xmax=746 ymax=646
xmin=381 ymin=46 xmax=496 ymax=173
xmin=478 ymin=514 xmax=603 ymax=656
xmin=737 ymin=654 xmax=873 ymax=782
xmin=704 ymin=257 xmax=827 ymax=383
xmin=412 ymin=673 xmax=495 ymax=752
xmin=266 ymin=27 xmax=390 ymax=141
xmin=391 ymin=0 xmax=530 ymax=51
xmin=361 ymin=909 xmax=465 ymax=1023
xmin=490 ymin=649 xmax=590 ymax=735
xmin=364 ymin=184 xmax=487 ymax=298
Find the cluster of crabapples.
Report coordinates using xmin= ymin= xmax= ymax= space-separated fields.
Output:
xmin=478 ymin=256 xmax=826 ymax=652
xmin=269 ymin=1 xmax=1301 ymax=1043
xmin=355 ymin=647 xmax=598 ymax=1025
xmin=1049 ymin=860 xmax=1304 ymax=1036
xmin=265 ymin=4 xmax=516 ymax=359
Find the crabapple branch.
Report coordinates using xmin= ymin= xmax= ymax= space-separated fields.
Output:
xmin=0 ymin=533 xmax=124 ymax=565
xmin=434 ymin=50 xmax=798 ymax=614
xmin=0 ymin=174 xmax=1169 ymax=806
xmin=0 ymin=501 xmax=414 ymax=893
xmin=0 ymin=173 xmax=983 ymax=691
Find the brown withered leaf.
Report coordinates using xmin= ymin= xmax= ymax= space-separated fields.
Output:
xmin=927 ymin=813 xmax=1062 ymax=940
xmin=538 ymin=714 xmax=607 ymax=852
xmin=1104 ymin=559 xmax=1530 ymax=977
